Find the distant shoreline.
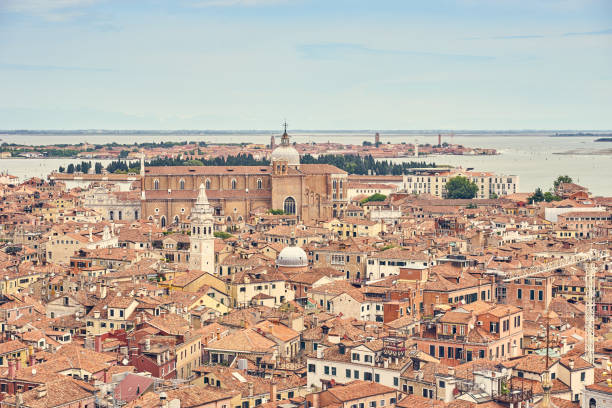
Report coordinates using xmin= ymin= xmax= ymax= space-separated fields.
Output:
xmin=551 ymin=132 xmax=612 ymax=138
xmin=2 ymin=130 xmax=612 ymax=136
xmin=553 ymin=149 xmax=612 ymax=155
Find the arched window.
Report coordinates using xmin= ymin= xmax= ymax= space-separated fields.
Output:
xmin=231 ymin=179 xmax=237 ymax=190
xmin=283 ymin=197 xmax=296 ymax=215
xmin=333 ymin=180 xmax=337 ymax=189
xmin=257 ymin=179 xmax=262 ymax=189
xmin=179 ymin=179 xmax=185 ymax=190
xmin=160 ymin=216 xmax=166 ymax=228
xmin=589 ymin=398 xmax=596 ymax=408
xmin=154 ymin=179 xmax=159 ymax=190
xmin=174 ymin=216 xmax=179 ymax=224
xmin=205 ymin=179 xmax=211 ymax=189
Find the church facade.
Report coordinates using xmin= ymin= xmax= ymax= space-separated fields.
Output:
xmin=141 ymin=131 xmax=348 ymax=227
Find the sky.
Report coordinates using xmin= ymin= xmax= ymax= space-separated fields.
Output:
xmin=0 ymin=0 xmax=611 ymax=130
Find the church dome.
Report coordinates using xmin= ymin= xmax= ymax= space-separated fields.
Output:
xmin=276 ymin=246 xmax=308 ymax=267
xmin=271 ymin=144 xmax=300 ymax=166
xmin=271 ymin=126 xmax=300 ymax=166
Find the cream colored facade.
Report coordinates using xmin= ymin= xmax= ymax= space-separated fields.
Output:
xmin=46 ymin=226 xmax=117 ymax=265
xmin=230 ymin=277 xmax=295 ymax=308
xmin=327 ymin=218 xmax=384 ymax=239
xmin=403 ymin=170 xmax=518 ymax=198
xmin=85 ymin=298 xmax=138 ymax=336
xmin=176 ymin=335 xmax=202 ymax=380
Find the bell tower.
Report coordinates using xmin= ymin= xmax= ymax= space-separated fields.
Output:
xmin=189 ymin=184 xmax=215 ymax=272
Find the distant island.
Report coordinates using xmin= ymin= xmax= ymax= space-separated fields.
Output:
xmin=595 ymin=137 xmax=612 ymax=142
xmin=551 ymin=132 xmax=612 ymax=137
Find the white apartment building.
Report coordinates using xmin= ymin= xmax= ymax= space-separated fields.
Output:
xmin=307 ymin=342 xmax=409 ymax=390
xmin=403 ymin=170 xmax=519 ymax=199
xmin=366 ymin=249 xmax=433 ymax=281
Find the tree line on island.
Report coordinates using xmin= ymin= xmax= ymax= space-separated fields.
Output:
xmin=57 ymin=154 xmax=436 ymax=176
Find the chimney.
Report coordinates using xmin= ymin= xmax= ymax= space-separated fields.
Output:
xmin=100 ymin=284 xmax=107 ymax=299
xmin=145 ymin=338 xmax=151 ymax=351
xmin=312 ymin=392 xmax=319 ymax=408
xmin=270 ymin=382 xmax=277 ymax=402
xmin=8 ymin=358 xmax=15 ymax=379
xmin=37 ymin=384 xmax=47 ymax=399
xmin=248 ymin=382 xmax=254 ymax=397
xmin=569 ymin=359 xmax=575 ymax=370
xmin=448 ymin=367 xmax=455 ymax=377
xmin=15 ymin=358 xmax=21 ymax=372
xmin=160 ymin=391 xmax=169 ymax=408
xmin=28 ymin=345 xmax=34 ymax=366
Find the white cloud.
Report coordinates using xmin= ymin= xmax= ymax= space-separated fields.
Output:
xmin=1 ymin=0 xmax=101 ymax=21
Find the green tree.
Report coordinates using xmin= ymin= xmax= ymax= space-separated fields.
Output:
xmin=553 ymin=175 xmax=573 ymax=191
xmin=66 ymin=163 xmax=75 ymax=174
xmin=543 ymin=191 xmax=562 ymax=202
xmin=361 ymin=193 xmax=387 ymax=203
xmin=58 ymin=166 xmax=65 ymax=173
xmin=119 ymin=150 xmax=129 ymax=158
xmin=214 ymin=231 xmax=233 ymax=239
xmin=268 ymin=209 xmax=285 ymax=215
xmin=529 ymin=188 xmax=545 ymax=203
xmin=184 ymin=159 xmax=204 ymax=166
xmin=95 ymin=162 xmax=104 ymax=174
xmin=445 ymin=176 xmax=478 ymax=199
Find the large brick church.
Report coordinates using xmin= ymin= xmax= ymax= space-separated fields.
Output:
xmin=141 ymin=129 xmax=348 ymax=227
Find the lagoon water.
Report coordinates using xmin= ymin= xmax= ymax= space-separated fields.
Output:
xmin=1 ymin=133 xmax=611 ymax=196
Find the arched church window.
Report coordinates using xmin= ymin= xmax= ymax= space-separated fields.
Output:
xmin=174 ymin=216 xmax=179 ymax=224
xmin=257 ymin=179 xmax=262 ymax=189
xmin=283 ymin=197 xmax=296 ymax=215
xmin=205 ymin=179 xmax=211 ymax=189
xmin=333 ymin=180 xmax=337 ymax=189
xmin=179 ymin=179 xmax=185 ymax=190
xmin=589 ymin=398 xmax=596 ymax=408
xmin=231 ymin=179 xmax=237 ymax=190
xmin=154 ymin=179 xmax=159 ymax=190
xmin=160 ymin=216 xmax=166 ymax=228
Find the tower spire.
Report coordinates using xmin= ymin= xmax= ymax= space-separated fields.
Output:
xmin=140 ymin=151 xmax=146 ymax=201
xmin=196 ymin=183 xmax=209 ymax=205
xmin=281 ymin=121 xmax=290 ymax=146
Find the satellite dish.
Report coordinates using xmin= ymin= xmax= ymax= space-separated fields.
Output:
xmin=32 ymin=368 xmax=37 ymax=376
xmin=122 ymin=357 xmax=129 ymax=365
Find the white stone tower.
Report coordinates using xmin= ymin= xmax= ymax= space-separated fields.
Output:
xmin=189 ymin=184 xmax=215 ymax=272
